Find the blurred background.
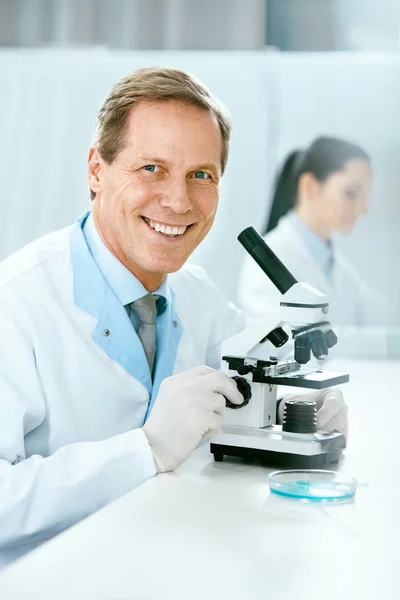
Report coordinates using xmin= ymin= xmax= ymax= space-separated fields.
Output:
xmin=0 ymin=0 xmax=399 ymax=352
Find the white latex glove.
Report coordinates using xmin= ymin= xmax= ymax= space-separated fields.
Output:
xmin=278 ymin=387 xmax=348 ymax=441
xmin=142 ymin=366 xmax=244 ymax=472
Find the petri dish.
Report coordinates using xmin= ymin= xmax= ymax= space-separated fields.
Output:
xmin=268 ymin=469 xmax=357 ymax=501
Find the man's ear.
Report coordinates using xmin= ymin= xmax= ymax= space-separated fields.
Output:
xmin=88 ymin=146 xmax=103 ymax=195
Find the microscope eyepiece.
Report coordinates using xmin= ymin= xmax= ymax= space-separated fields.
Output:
xmin=238 ymin=227 xmax=297 ymax=295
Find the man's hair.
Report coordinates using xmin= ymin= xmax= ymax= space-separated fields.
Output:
xmin=90 ymin=66 xmax=231 ymax=200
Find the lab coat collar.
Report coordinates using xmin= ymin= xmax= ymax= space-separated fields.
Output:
xmin=83 ymin=212 xmax=168 ymax=310
xmin=70 ymin=211 xmax=182 ymax=409
xmin=286 ymin=211 xmax=333 ymax=280
xmin=278 ymin=215 xmax=333 ymax=292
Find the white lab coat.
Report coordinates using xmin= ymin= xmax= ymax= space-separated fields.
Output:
xmin=0 ymin=214 xmax=244 ymax=566
xmin=238 ymin=215 xmax=388 ymax=358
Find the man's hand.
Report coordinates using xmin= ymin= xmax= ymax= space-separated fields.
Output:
xmin=142 ymin=366 xmax=244 ymax=473
xmin=278 ymin=387 xmax=348 ymax=440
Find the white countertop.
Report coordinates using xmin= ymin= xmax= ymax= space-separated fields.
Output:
xmin=0 ymin=359 xmax=399 ymax=599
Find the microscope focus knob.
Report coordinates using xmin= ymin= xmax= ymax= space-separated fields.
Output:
xmin=225 ymin=376 xmax=252 ymax=409
xmin=282 ymin=400 xmax=317 ymax=434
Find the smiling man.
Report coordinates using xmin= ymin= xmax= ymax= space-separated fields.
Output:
xmin=0 ymin=67 xmax=245 ymax=566
xmin=0 ymin=67 xmax=347 ymax=565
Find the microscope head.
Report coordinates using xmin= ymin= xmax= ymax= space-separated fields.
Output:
xmin=239 ymin=227 xmax=338 ymax=365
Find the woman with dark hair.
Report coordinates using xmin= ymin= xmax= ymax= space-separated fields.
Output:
xmin=238 ymin=136 xmax=386 ymax=352
xmin=264 ymin=137 xmax=370 ymax=237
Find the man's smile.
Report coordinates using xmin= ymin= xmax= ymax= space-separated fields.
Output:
xmin=141 ymin=217 xmax=194 ymax=238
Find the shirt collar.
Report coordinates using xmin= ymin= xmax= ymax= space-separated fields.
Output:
xmin=286 ymin=210 xmax=333 ymax=275
xmin=83 ymin=211 xmax=168 ymax=309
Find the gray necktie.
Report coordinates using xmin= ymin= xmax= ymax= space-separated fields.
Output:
xmin=130 ymin=294 xmax=158 ymax=374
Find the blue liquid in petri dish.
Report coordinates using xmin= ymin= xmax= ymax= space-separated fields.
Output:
xmin=268 ymin=470 xmax=357 ymax=501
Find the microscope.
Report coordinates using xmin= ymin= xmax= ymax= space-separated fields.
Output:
xmin=211 ymin=227 xmax=349 ymax=468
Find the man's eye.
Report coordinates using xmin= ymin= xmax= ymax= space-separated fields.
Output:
xmin=143 ymin=165 xmax=161 ymax=172
xmin=192 ymin=171 xmax=210 ymax=179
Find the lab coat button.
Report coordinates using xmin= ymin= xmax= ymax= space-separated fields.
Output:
xmin=103 ymin=328 xmax=111 ymax=337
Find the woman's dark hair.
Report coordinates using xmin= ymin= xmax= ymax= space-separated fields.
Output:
xmin=264 ymin=136 xmax=370 ymax=234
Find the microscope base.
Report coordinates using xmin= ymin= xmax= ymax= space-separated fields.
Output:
xmin=211 ymin=425 xmax=345 ymax=469
xmin=210 ymin=443 xmax=342 ymax=468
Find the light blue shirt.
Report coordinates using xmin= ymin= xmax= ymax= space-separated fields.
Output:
xmin=73 ymin=211 xmax=182 ymax=411
xmin=83 ymin=212 xmax=168 ymax=332
xmin=287 ymin=210 xmax=334 ymax=280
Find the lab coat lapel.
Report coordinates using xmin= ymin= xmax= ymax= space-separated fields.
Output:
xmin=70 ymin=213 xmax=152 ymax=394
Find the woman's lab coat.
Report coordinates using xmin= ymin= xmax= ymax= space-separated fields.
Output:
xmin=238 ymin=215 xmax=387 ymax=357
xmin=0 ymin=213 xmax=244 ymax=565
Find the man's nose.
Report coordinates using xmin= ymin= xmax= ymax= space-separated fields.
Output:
xmin=158 ymin=178 xmax=193 ymax=214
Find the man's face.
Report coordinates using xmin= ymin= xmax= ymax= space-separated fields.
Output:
xmin=89 ymin=100 xmax=223 ymax=290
